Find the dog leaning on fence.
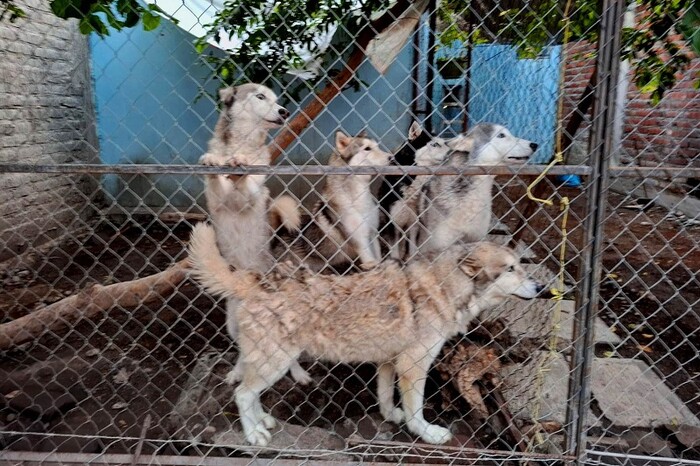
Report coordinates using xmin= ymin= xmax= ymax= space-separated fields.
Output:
xmin=198 ymin=83 xmax=310 ymax=385
xmin=271 ymin=131 xmax=394 ymax=273
xmin=404 ymin=123 xmax=539 ymax=259
xmin=188 ymin=222 xmax=549 ymax=446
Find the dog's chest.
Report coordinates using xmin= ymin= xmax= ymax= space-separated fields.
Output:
xmin=333 ymin=182 xmax=378 ymax=227
xmin=430 ymin=175 xmax=494 ymax=241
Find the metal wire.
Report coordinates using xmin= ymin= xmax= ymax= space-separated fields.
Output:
xmin=1 ymin=0 xmax=699 ymax=464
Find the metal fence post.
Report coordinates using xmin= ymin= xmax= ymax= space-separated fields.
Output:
xmin=564 ymin=0 xmax=626 ymax=462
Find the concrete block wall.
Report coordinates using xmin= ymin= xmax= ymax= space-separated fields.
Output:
xmin=0 ymin=0 xmax=100 ymax=263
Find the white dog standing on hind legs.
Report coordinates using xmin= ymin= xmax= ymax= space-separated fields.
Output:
xmin=199 ymin=83 xmax=310 ymax=385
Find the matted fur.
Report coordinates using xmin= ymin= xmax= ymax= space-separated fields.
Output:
xmin=188 ymin=223 xmax=546 ymax=447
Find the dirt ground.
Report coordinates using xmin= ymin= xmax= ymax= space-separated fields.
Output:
xmin=497 ymin=184 xmax=700 ymax=422
xmin=1 ymin=184 xmax=698 ymax=460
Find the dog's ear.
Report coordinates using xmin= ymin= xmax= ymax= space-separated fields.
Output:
xmin=219 ymin=87 xmax=236 ymax=108
xmin=447 ymin=135 xmax=473 ymax=153
xmin=459 ymin=257 xmax=481 ymax=278
xmin=408 ymin=121 xmax=423 ymax=141
xmin=335 ymin=131 xmax=351 ymax=152
xmin=356 ymin=129 xmax=368 ymax=138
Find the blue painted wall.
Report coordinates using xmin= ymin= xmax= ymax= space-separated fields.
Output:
xmin=90 ymin=19 xmax=221 ymax=208
xmin=467 ymin=45 xmax=560 ymax=163
xmin=90 ymin=20 xmax=415 ymax=208
xmin=429 ymin=43 xmax=560 ymax=163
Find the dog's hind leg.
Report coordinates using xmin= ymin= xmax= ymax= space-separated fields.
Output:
xmin=289 ymin=360 xmax=312 ymax=385
xmin=395 ymin=344 xmax=453 ymax=444
xmin=235 ymin=349 xmax=297 ymax=446
xmin=377 ymin=362 xmax=404 ymax=423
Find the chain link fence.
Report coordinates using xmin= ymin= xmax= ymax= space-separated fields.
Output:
xmin=1 ymin=0 xmax=699 ymax=464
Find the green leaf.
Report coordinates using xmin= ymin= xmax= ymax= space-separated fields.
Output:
xmin=141 ymin=10 xmax=160 ymax=31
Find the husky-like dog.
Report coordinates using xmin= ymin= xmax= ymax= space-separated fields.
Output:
xmin=199 ymin=83 xmax=298 ymax=272
xmin=188 ymin=223 xmax=548 ymax=446
xmin=388 ymin=136 xmax=453 ymax=259
xmin=407 ymin=123 xmax=538 ymax=258
xmin=199 ymin=83 xmax=309 ymax=384
xmin=272 ymin=131 xmax=393 ymax=273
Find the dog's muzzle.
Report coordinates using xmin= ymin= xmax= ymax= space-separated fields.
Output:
xmin=536 ymin=284 xmax=556 ymax=299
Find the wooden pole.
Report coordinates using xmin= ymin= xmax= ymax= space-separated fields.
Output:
xmin=270 ymin=0 xmax=413 ymax=161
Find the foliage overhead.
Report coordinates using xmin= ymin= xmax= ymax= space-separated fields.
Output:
xmin=1 ymin=0 xmax=171 ymax=35
xmin=194 ymin=0 xmax=392 ymax=95
xmin=1 ymin=0 xmax=698 ymax=104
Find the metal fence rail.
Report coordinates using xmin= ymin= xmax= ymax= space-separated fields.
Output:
xmin=1 ymin=0 xmax=699 ymax=464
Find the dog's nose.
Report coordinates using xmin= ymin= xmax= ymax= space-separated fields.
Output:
xmin=530 ymin=142 xmax=539 ymax=151
xmin=279 ymin=108 xmax=290 ymax=119
xmin=536 ymin=284 xmax=555 ymax=299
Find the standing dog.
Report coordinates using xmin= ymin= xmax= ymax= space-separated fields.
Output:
xmin=272 ymin=131 xmax=393 ymax=273
xmin=199 ymin=83 xmax=298 ymax=271
xmin=388 ymin=136 xmax=453 ymax=259
xmin=199 ymin=83 xmax=309 ymax=384
xmin=188 ymin=223 xmax=549 ymax=446
xmin=408 ymin=123 xmax=538 ymax=258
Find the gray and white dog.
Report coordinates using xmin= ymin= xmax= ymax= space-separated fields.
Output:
xmin=405 ymin=123 xmax=538 ymax=259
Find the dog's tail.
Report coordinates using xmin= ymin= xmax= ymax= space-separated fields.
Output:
xmin=187 ymin=223 xmax=259 ymax=300
xmin=268 ymin=195 xmax=301 ymax=232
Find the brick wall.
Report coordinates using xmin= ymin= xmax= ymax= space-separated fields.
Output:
xmin=560 ymin=39 xmax=700 ymax=168
xmin=622 ymin=58 xmax=700 ymax=168
xmin=0 ymin=0 xmax=99 ymax=264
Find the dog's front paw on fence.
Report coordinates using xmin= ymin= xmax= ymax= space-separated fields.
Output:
xmin=199 ymin=153 xmax=222 ymax=166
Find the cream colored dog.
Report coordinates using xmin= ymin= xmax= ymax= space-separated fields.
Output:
xmin=199 ymin=83 xmax=308 ymax=384
xmin=272 ymin=131 xmax=393 ymax=272
xmin=188 ymin=223 xmax=548 ymax=446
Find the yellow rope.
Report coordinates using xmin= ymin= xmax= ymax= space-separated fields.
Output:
xmin=526 ymin=0 xmax=574 ymax=450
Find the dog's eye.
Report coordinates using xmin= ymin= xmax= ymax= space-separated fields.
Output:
xmin=497 ymin=133 xmax=506 ymax=138
xmin=506 ymin=265 xmax=515 ymax=272
xmin=256 ymin=93 xmax=265 ymax=100
xmin=364 ymin=146 xmax=371 ymax=151
xmin=431 ymin=141 xmax=440 ymax=147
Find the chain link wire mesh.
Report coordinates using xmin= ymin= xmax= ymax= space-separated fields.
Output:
xmin=1 ymin=0 xmax=699 ymax=464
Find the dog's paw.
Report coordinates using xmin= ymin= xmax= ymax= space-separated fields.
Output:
xmin=225 ymin=157 xmax=242 ymax=167
xmin=381 ymin=407 xmax=405 ymax=424
xmin=199 ymin=153 xmax=223 ymax=166
xmin=420 ymin=424 xmax=453 ymax=445
xmin=224 ymin=367 xmax=242 ymax=385
xmin=360 ymin=260 xmax=378 ymax=271
xmin=290 ymin=365 xmax=313 ymax=385
xmin=244 ymin=424 xmax=272 ymax=447
xmin=260 ymin=412 xmax=277 ymax=429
